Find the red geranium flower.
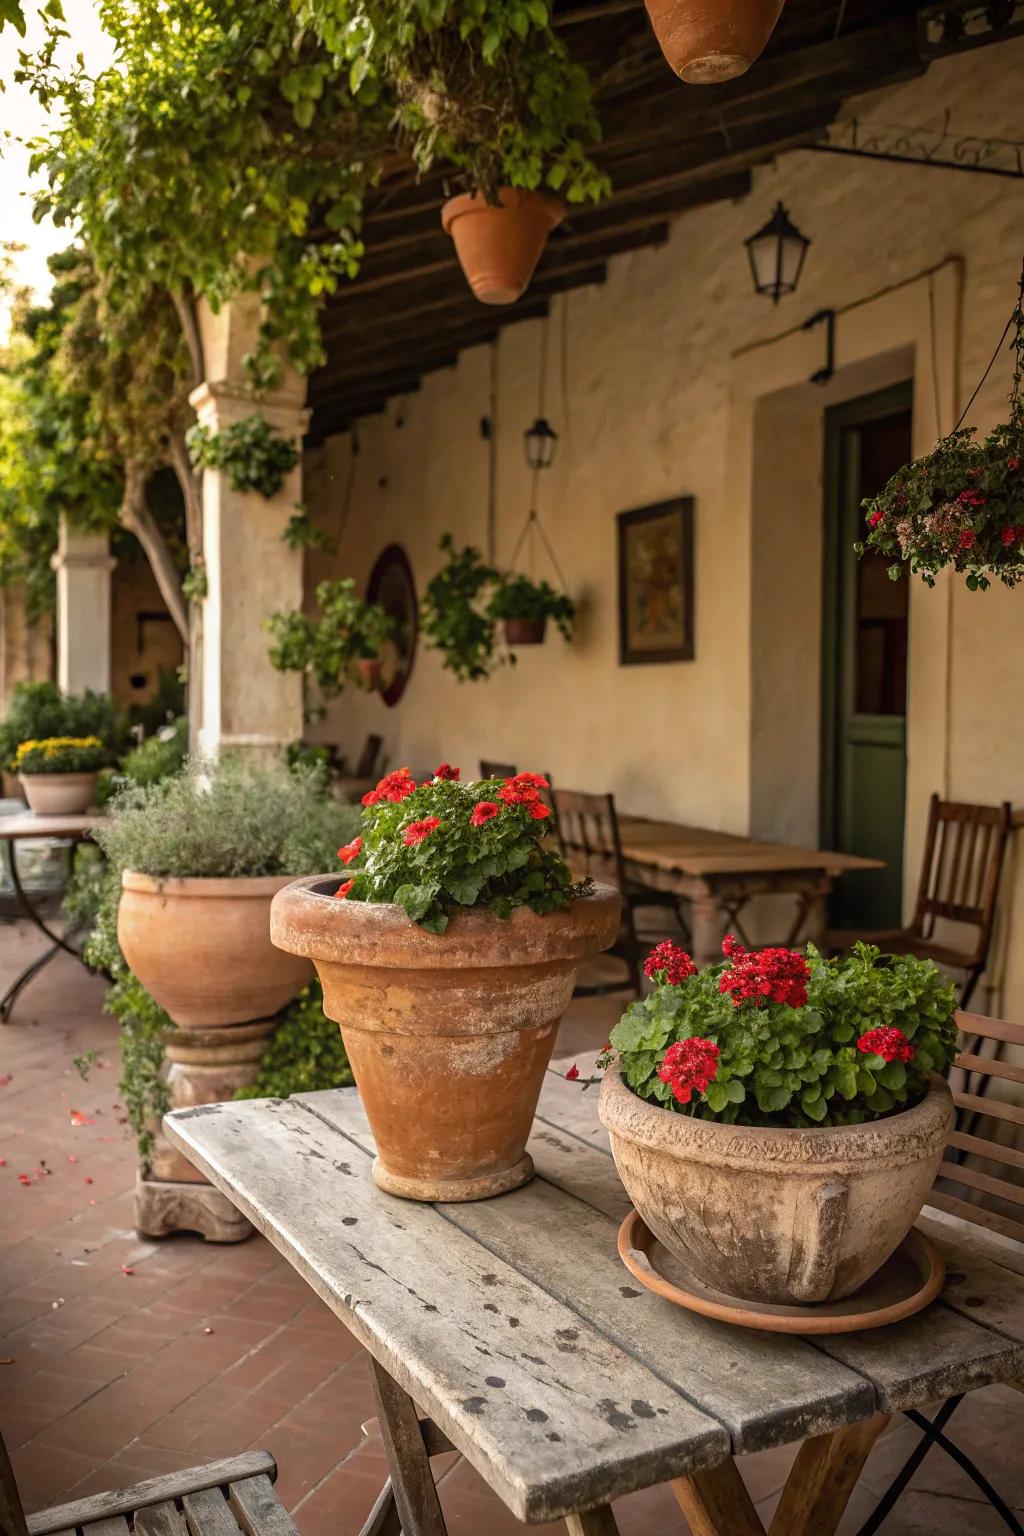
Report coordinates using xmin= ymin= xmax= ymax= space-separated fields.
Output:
xmin=1009 ymin=456 xmax=1021 ymax=472
xmin=369 ymin=768 xmax=418 ymax=805
xmin=404 ymin=816 xmax=441 ymax=846
xmin=1002 ymin=525 xmax=1024 ymax=547
xmin=644 ymin=941 xmax=696 ymax=986
xmin=958 ymin=528 xmax=976 ymax=551
xmin=470 ymin=801 xmax=500 ymax=827
xmin=361 ymin=789 xmax=379 ymax=806
xmin=434 ymin=763 xmax=460 ymax=780
xmin=857 ymin=1026 xmax=915 ymax=1063
xmin=957 ymin=489 xmax=986 ymax=508
xmin=721 ymin=934 xmax=746 ymax=959
xmin=528 ymin=800 xmax=550 ymax=820
xmin=334 ymin=879 xmax=355 ymax=900
xmin=338 ymin=836 xmax=362 ymax=866
xmin=658 ymin=1038 xmax=720 ymax=1105
xmin=719 ymin=944 xmax=810 ymax=1009
xmin=498 ymin=771 xmax=549 ymax=806
xmin=867 ymin=509 xmax=883 ymax=528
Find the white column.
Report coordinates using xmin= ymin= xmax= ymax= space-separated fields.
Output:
xmin=51 ymin=518 xmax=115 ymax=695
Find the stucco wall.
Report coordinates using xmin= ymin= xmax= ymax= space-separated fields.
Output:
xmin=305 ymin=37 xmax=1024 ymax=1012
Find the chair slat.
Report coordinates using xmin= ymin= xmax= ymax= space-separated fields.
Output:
xmin=958 ymin=1013 xmax=1024 ymax=1048
xmin=952 ymin=1091 xmax=1024 ymax=1128
xmin=27 ymin=1456 xmax=277 ymax=1536
xmin=227 ymin=1478 xmax=299 ymax=1536
xmin=181 ymin=1490 xmax=238 ymax=1536
xmin=947 ymin=1130 xmax=1024 ymax=1175
xmin=928 ymin=1190 xmax=1024 ymax=1245
xmin=134 ymin=1506 xmax=188 ymax=1536
xmin=954 ymin=1051 xmax=1024 ymax=1087
xmin=938 ymin=1161 xmax=1024 ymax=1211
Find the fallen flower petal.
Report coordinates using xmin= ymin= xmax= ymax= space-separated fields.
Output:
xmin=565 ymin=1064 xmax=580 ymax=1081
xmin=121 ymin=1265 xmax=134 ymax=1275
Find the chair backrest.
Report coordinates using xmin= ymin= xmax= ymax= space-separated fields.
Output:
xmin=355 ymin=735 xmax=383 ymax=780
xmin=479 ymin=760 xmax=516 ymax=780
xmin=930 ymin=1008 xmax=1024 ymax=1246
xmin=551 ymin=788 xmax=626 ymax=888
xmin=910 ymin=795 xmax=1012 ymax=964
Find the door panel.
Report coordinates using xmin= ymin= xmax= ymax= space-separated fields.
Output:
xmin=822 ymin=386 xmax=912 ymax=930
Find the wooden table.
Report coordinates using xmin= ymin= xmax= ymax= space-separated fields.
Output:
xmin=0 ymin=811 xmax=104 ymax=1023
xmin=165 ymin=1066 xmax=1024 ymax=1536
xmin=617 ymin=815 xmax=884 ymax=966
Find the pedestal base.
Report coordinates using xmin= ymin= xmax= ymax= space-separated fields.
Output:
xmin=135 ymin=1171 xmax=252 ymax=1242
xmin=371 ymin=1151 xmax=534 ymax=1203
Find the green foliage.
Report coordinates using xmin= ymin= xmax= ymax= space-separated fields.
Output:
xmin=266 ymin=577 xmax=394 ymax=698
xmin=120 ymin=719 xmax=189 ymax=787
xmin=186 ymin=416 xmax=300 ymax=499
xmin=342 ymin=768 xmax=587 ymax=932
xmin=14 ymin=735 xmax=108 ymax=774
xmin=612 ymin=943 xmax=958 ymax=1128
xmin=421 ymin=535 xmax=499 ymax=681
xmin=283 ymin=508 xmax=332 ymax=552
xmin=234 ymin=982 xmax=352 ymax=1099
xmin=0 ymin=682 xmax=123 ymax=771
xmin=487 ymin=573 xmax=575 ymax=638
xmin=107 ymin=971 xmax=173 ymax=1161
xmin=94 ymin=755 xmax=360 ymax=880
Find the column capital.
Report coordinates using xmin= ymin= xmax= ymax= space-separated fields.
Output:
xmin=189 ymin=380 xmax=310 ymax=437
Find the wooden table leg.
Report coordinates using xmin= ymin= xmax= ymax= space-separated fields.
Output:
xmin=767 ymin=1412 xmax=890 ymax=1536
xmin=672 ymin=1460 xmax=764 ymax=1536
xmin=689 ymin=895 xmax=725 ymax=969
xmin=369 ymin=1359 xmax=448 ymax=1536
xmin=565 ymin=1508 xmax=621 ymax=1535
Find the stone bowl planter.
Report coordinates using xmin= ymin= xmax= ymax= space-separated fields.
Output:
xmin=118 ymin=872 xmax=313 ymax=1029
xmin=271 ymin=876 xmax=621 ymax=1201
xmin=19 ymin=771 xmax=97 ymax=816
xmin=599 ymin=1066 xmax=954 ymax=1304
xmin=441 ymin=189 xmax=565 ymax=305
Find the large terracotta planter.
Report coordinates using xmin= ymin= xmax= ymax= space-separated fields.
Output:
xmin=118 ymin=872 xmax=313 ymax=1029
xmin=271 ymin=877 xmax=620 ymax=1201
xmin=644 ymin=0 xmax=785 ymax=83
xmin=19 ymin=771 xmax=97 ymax=816
xmin=441 ymin=189 xmax=565 ymax=306
xmin=599 ymin=1067 xmax=953 ymax=1304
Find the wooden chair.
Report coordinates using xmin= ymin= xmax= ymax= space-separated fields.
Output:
xmin=479 ymin=759 xmax=516 ymax=780
xmin=354 ymin=734 xmax=384 ymax=780
xmin=856 ymin=1008 xmax=1024 ymax=1535
xmin=0 ymin=1443 xmax=297 ymax=1536
xmin=552 ymin=787 xmax=689 ymax=996
xmin=827 ymin=794 xmax=1012 ymax=1007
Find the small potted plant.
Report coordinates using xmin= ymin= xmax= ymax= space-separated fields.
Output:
xmin=585 ymin=937 xmax=957 ymax=1305
xmin=487 ymin=573 xmax=576 ymax=646
xmin=0 ymin=681 xmax=122 ymax=800
xmin=266 ymin=578 xmax=395 ymax=700
xmin=351 ymin=600 xmax=395 ymax=692
xmin=271 ymin=764 xmax=620 ymax=1202
xmin=15 ymin=735 xmax=108 ymax=815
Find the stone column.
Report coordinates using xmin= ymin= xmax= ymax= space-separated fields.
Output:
xmin=51 ymin=518 xmax=115 ymax=696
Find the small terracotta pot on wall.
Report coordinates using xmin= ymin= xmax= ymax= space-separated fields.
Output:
xmin=442 ymin=189 xmax=565 ymax=305
xmin=118 ymin=872 xmax=313 ymax=1029
xmin=19 ymin=772 xmax=98 ymax=816
xmin=353 ymin=657 xmax=381 ymax=691
xmin=644 ymin=0 xmax=785 ymax=82
xmin=504 ymin=617 xmax=547 ymax=646
xmin=599 ymin=1067 xmax=953 ymax=1304
xmin=271 ymin=876 xmax=620 ymax=1201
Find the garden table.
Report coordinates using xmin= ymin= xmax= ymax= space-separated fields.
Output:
xmin=164 ymin=1061 xmax=1024 ymax=1535
xmin=0 ymin=810 xmax=105 ymax=1023
xmin=616 ymin=815 xmax=884 ymax=967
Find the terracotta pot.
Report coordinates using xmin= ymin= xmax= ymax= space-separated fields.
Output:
xmin=644 ymin=0 xmax=785 ymax=83
xmin=271 ymin=876 xmax=621 ymax=1201
xmin=441 ymin=189 xmax=565 ymax=305
xmin=504 ymin=617 xmax=547 ymax=646
xmin=118 ymin=872 xmax=313 ymax=1029
xmin=19 ymin=771 xmax=97 ymax=816
xmin=599 ymin=1067 xmax=953 ymax=1304
xmin=2 ymin=771 xmax=24 ymax=802
xmin=354 ymin=656 xmax=381 ymax=690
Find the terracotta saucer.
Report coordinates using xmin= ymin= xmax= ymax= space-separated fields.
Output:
xmin=617 ymin=1209 xmax=945 ymax=1335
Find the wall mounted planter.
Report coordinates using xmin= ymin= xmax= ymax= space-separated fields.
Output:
xmin=442 ymin=189 xmax=565 ymax=305
xmin=644 ymin=0 xmax=785 ymax=82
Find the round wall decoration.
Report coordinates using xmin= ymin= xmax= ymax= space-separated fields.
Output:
xmin=366 ymin=544 xmax=418 ymax=707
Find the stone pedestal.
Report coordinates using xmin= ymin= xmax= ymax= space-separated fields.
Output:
xmin=51 ymin=519 xmax=115 ymax=696
xmin=135 ymin=1171 xmax=252 ymax=1243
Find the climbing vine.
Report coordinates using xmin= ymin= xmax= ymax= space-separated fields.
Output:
xmin=186 ymin=416 xmax=301 ymax=498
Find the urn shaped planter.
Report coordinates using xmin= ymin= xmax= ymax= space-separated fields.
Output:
xmin=271 ymin=876 xmax=620 ymax=1201
xmin=19 ymin=771 xmax=98 ymax=816
xmin=442 ymin=189 xmax=565 ymax=305
xmin=599 ymin=1066 xmax=953 ymax=1304
xmin=644 ymin=0 xmax=786 ymax=83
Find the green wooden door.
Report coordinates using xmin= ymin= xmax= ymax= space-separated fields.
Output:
xmin=822 ymin=386 xmax=913 ymax=930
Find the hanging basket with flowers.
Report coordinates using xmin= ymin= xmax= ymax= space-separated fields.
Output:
xmin=860 ymin=263 xmax=1024 ymax=591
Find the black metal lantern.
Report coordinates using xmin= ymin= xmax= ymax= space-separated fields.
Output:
xmin=524 ymin=416 xmax=558 ymax=471
xmin=744 ymin=202 xmax=811 ymax=303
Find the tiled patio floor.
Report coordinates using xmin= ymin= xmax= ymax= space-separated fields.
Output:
xmin=2 ymin=920 xmax=1023 ymax=1535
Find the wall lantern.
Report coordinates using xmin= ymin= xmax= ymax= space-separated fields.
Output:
xmin=524 ymin=415 xmax=559 ymax=471
xmin=744 ymin=202 xmax=811 ymax=303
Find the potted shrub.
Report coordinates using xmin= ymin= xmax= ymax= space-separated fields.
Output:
xmin=0 ymin=681 xmax=122 ymax=800
xmin=271 ymin=764 xmax=620 ymax=1201
xmin=644 ymin=0 xmax=786 ymax=83
xmin=15 ymin=735 xmax=108 ymax=814
xmin=587 ymin=937 xmax=957 ymax=1305
xmin=488 ymin=573 xmax=576 ymax=646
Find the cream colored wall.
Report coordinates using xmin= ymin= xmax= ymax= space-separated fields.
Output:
xmin=306 ymin=37 xmax=1024 ymax=1011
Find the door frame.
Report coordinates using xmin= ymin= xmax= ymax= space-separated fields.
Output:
xmin=819 ymin=381 xmax=914 ymax=857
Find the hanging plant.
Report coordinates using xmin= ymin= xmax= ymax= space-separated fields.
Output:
xmin=421 ymin=536 xmax=500 ymax=681
xmin=644 ymin=0 xmax=786 ymax=84
xmin=265 ymin=577 xmax=395 ymax=699
xmin=487 ymin=573 xmax=576 ymax=645
xmin=861 ymin=268 xmax=1024 ymax=591
xmin=186 ymin=415 xmax=300 ymax=499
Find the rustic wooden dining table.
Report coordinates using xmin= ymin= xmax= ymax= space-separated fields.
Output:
xmin=165 ymin=1061 xmax=1024 ymax=1536
xmin=616 ymin=815 xmax=884 ymax=967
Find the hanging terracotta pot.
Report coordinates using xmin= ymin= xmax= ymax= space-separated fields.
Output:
xmin=644 ymin=0 xmax=785 ymax=83
xmin=441 ymin=189 xmax=565 ymax=305
xmin=504 ymin=617 xmax=547 ymax=646
xmin=354 ymin=656 xmax=381 ymax=691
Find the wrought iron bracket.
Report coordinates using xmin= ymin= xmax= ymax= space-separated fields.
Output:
xmin=803 ymin=308 xmax=835 ymax=387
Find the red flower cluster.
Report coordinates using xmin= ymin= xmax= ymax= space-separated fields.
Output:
xmin=1009 ymin=456 xmax=1022 ymax=472
xmin=1002 ymin=525 xmax=1024 ymax=547
xmin=470 ymin=801 xmax=500 ymax=827
xmin=958 ymin=528 xmax=976 ymax=551
xmin=403 ymin=816 xmax=441 ymax=846
xmin=338 ymin=836 xmax=362 ymax=866
xmin=334 ymin=878 xmax=355 ymax=900
xmin=498 ymin=771 xmax=549 ymax=807
xmin=644 ymin=941 xmax=696 ymax=986
xmin=658 ymin=1038 xmax=720 ymax=1105
xmin=362 ymin=768 xmax=416 ymax=806
xmin=957 ymin=488 xmax=987 ymax=508
xmin=867 ymin=509 xmax=884 ymax=529
xmin=856 ymin=1026 xmax=915 ymax=1063
xmin=719 ymin=940 xmax=810 ymax=1009
xmin=434 ymin=763 xmax=460 ymax=780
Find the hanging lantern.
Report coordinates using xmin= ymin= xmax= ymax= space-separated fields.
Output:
xmin=524 ymin=416 xmax=558 ymax=471
xmin=744 ymin=202 xmax=811 ymax=303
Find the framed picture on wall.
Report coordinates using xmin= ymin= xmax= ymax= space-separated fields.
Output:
xmin=616 ymin=497 xmax=695 ymax=665
xmin=366 ymin=544 xmax=418 ymax=707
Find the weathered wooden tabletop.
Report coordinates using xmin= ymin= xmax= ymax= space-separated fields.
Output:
xmin=165 ymin=1065 xmax=1024 ymax=1529
xmin=0 ymin=811 xmax=104 ymax=841
xmin=616 ymin=815 xmax=884 ymax=880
